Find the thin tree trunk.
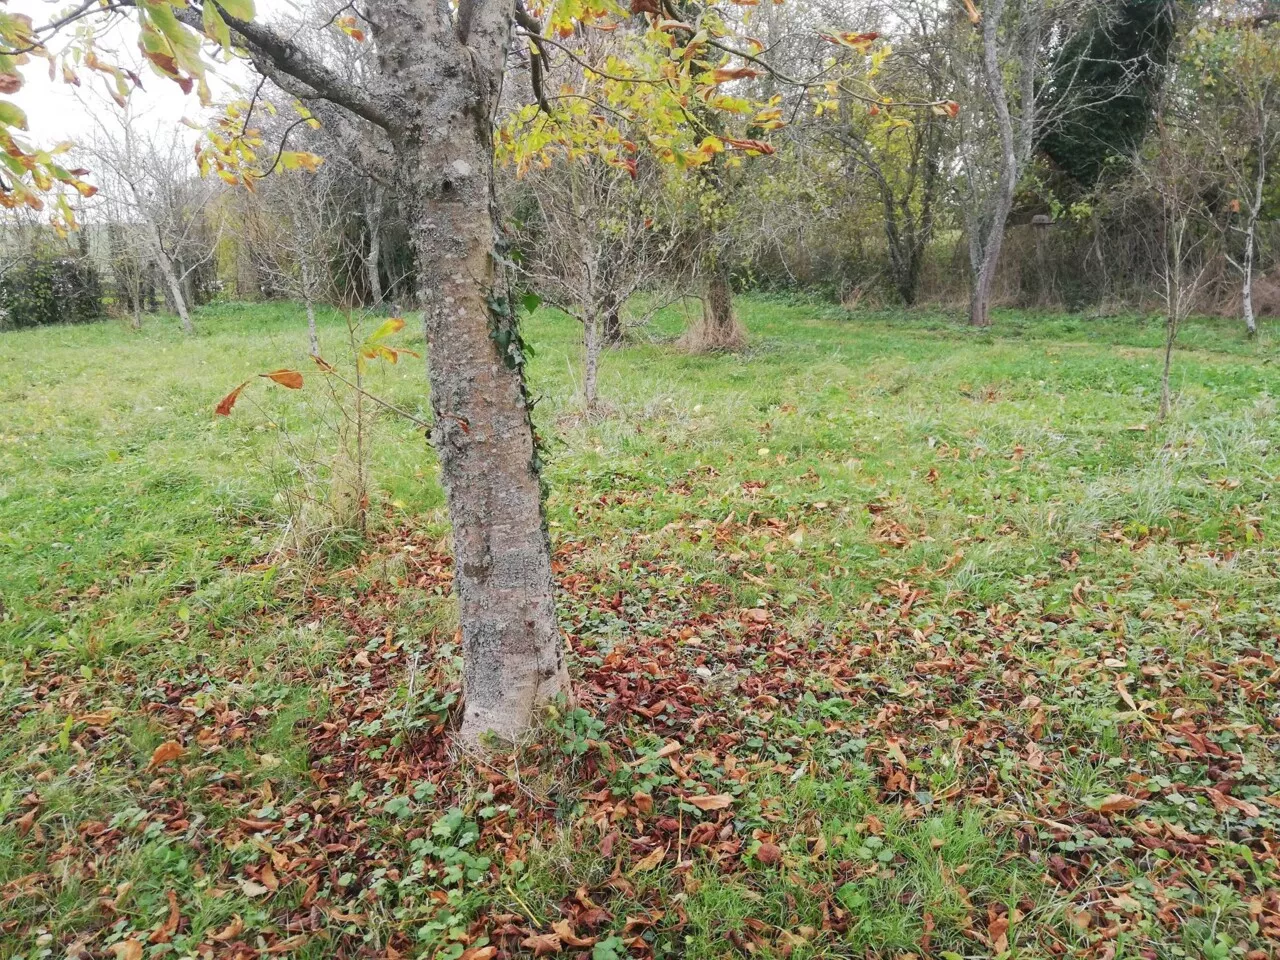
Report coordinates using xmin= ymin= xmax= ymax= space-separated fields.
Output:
xmin=302 ymin=258 xmax=320 ymax=355
xmin=152 ymin=225 xmax=194 ymax=336
xmin=365 ymin=186 xmax=384 ymax=307
xmin=970 ymin=0 xmax=1015 ymax=328
xmin=1243 ymin=221 xmax=1257 ymax=338
xmin=1160 ymin=313 xmax=1175 ymax=421
xmin=583 ymin=315 xmax=601 ymax=409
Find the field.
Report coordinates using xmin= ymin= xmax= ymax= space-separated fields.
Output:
xmin=2 ymin=299 xmax=1280 ymax=960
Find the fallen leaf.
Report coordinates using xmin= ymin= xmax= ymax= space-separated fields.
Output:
xmin=211 ymin=915 xmax=244 ymax=941
xmin=687 ymin=793 xmax=733 ymax=811
xmin=755 ymin=842 xmax=782 ymax=865
xmin=148 ymin=889 xmax=181 ymax=943
xmin=552 ymin=920 xmax=597 ymax=947
xmin=146 ymin=741 xmax=184 ymax=771
xmin=631 ymin=845 xmax=667 ymax=872
xmin=520 ymin=932 xmax=561 ymax=956
xmin=1096 ymin=794 xmax=1144 ymax=814
xmin=108 ymin=940 xmax=143 ymax=960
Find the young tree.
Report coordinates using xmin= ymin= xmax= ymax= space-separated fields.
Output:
xmin=1187 ymin=13 xmax=1280 ymax=337
xmin=509 ymin=156 xmax=682 ymax=409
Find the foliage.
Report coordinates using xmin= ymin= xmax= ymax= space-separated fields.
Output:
xmin=0 ymin=253 xmax=103 ymax=329
xmin=1038 ymin=0 xmax=1179 ymax=186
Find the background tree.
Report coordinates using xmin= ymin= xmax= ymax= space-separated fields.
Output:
xmin=508 ymin=154 xmax=684 ymax=409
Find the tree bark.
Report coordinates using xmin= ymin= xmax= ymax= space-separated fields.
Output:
xmin=583 ymin=315 xmax=601 ymax=409
xmin=380 ymin=0 xmax=567 ymax=744
xmin=684 ymin=259 xmax=745 ymax=351
xmin=365 ymin=185 xmax=384 ymax=306
xmin=969 ymin=0 xmax=1016 ymax=328
xmin=151 ymin=222 xmax=195 ymax=336
xmin=303 ymin=260 xmax=321 ymax=357
xmin=1242 ymin=222 xmax=1257 ymax=338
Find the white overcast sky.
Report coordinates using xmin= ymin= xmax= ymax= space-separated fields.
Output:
xmin=11 ymin=0 xmax=295 ymax=147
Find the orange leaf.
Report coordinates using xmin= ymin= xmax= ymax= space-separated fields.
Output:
xmin=211 ymin=915 xmax=245 ymax=942
xmin=215 ymin=380 xmax=250 ymax=416
xmin=260 ymin=369 xmax=303 ymax=389
xmin=1096 ymin=794 xmax=1143 ymax=814
xmin=146 ymin=740 xmax=185 ymax=771
xmin=723 ymin=137 xmax=775 ymax=155
xmin=710 ymin=66 xmax=762 ymax=84
xmin=109 ymin=940 xmax=143 ymax=960
xmin=149 ymin=890 xmax=181 ymax=943
xmin=687 ymin=793 xmax=733 ymax=811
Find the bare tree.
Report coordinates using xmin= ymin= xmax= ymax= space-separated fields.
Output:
xmin=1189 ymin=12 xmax=1280 ymax=337
xmin=511 ymin=157 xmax=683 ymax=409
xmin=83 ymin=100 xmax=220 ymax=335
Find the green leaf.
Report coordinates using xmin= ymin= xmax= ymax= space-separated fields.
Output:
xmin=215 ymin=0 xmax=256 ymax=21
xmin=0 ymin=99 xmax=28 ymax=130
xmin=521 ymin=291 xmax=541 ymax=314
xmin=366 ymin=316 xmax=406 ymax=343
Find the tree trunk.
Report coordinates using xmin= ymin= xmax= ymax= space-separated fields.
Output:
xmin=365 ymin=186 xmax=384 ymax=307
xmin=151 ymin=224 xmax=195 ymax=336
xmin=390 ymin=2 xmax=567 ymax=744
xmin=684 ymin=260 xmax=746 ymax=352
xmin=969 ymin=0 xmax=1016 ymax=329
xmin=302 ymin=259 xmax=320 ymax=355
xmin=1242 ymin=221 xmax=1257 ymax=338
xmin=1159 ymin=313 xmax=1175 ymax=421
xmin=583 ymin=315 xmax=601 ymax=409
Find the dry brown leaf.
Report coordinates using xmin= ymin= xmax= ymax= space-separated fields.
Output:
xmin=148 ymin=889 xmax=180 ymax=943
xmin=146 ymin=741 xmax=184 ymax=771
xmin=520 ymin=932 xmax=562 ymax=956
xmin=755 ymin=842 xmax=782 ymax=865
xmin=552 ymin=920 xmax=597 ymax=948
xmin=687 ymin=793 xmax=733 ymax=811
xmin=631 ymin=845 xmax=667 ymax=872
xmin=108 ymin=940 xmax=143 ymax=960
xmin=1096 ymin=794 xmax=1144 ymax=814
xmin=211 ymin=915 xmax=245 ymax=942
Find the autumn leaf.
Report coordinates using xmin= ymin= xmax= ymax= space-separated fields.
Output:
xmin=520 ymin=932 xmax=562 ymax=956
xmin=211 ymin=915 xmax=245 ymax=941
xmin=148 ymin=890 xmax=181 ymax=943
xmin=687 ymin=793 xmax=733 ymax=811
xmin=755 ymin=842 xmax=782 ymax=865
xmin=260 ymin=369 xmax=303 ymax=389
xmin=1094 ymin=794 xmax=1144 ymax=814
xmin=821 ymin=31 xmax=880 ymax=53
xmin=709 ymin=66 xmax=763 ymax=84
xmin=146 ymin=740 xmax=184 ymax=771
xmin=108 ymin=940 xmax=143 ymax=960
xmin=215 ymin=380 xmax=250 ymax=416
xmin=552 ymin=920 xmax=597 ymax=948
xmin=631 ymin=845 xmax=667 ymax=872
xmin=367 ymin=316 xmax=406 ymax=342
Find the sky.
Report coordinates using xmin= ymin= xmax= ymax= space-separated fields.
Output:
xmin=11 ymin=0 xmax=294 ymax=147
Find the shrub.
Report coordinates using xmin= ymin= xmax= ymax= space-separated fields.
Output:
xmin=0 ymin=254 xmax=104 ymax=330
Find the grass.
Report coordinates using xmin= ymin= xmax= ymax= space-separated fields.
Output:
xmin=2 ymin=297 xmax=1279 ymax=960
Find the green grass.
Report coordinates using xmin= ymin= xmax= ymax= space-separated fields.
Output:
xmin=2 ymin=298 xmax=1279 ymax=960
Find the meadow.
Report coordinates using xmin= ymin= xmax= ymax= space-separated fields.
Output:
xmin=2 ymin=299 xmax=1279 ymax=960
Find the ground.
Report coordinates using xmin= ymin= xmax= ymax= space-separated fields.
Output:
xmin=2 ymin=299 xmax=1279 ymax=960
